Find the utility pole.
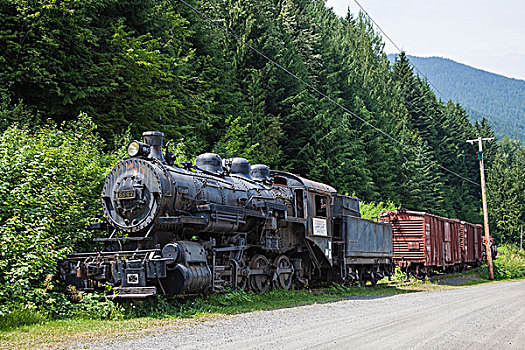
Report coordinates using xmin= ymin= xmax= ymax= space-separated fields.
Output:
xmin=467 ymin=136 xmax=494 ymax=280
xmin=521 ymin=226 xmax=523 ymax=251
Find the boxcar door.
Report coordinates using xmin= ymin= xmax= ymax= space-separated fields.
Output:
xmin=444 ymin=221 xmax=452 ymax=264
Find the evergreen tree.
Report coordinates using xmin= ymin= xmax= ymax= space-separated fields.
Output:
xmin=487 ymin=138 xmax=525 ymax=243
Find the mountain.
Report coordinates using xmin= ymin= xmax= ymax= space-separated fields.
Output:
xmin=387 ymin=55 xmax=525 ymax=142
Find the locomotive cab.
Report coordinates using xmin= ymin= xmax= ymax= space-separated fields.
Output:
xmin=270 ymin=171 xmax=336 ymax=269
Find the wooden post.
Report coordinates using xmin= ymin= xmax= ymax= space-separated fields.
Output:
xmin=467 ymin=137 xmax=494 ymax=280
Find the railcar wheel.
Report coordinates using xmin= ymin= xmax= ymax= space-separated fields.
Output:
xmin=249 ymin=255 xmax=270 ymax=293
xmin=273 ymin=255 xmax=294 ymax=290
xmin=358 ymin=267 xmax=372 ymax=286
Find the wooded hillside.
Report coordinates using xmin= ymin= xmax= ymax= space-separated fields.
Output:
xmin=387 ymin=55 xmax=525 ymax=143
xmin=0 ymin=0 xmax=491 ymax=218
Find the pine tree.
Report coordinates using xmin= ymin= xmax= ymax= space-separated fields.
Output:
xmin=487 ymin=138 xmax=525 ymax=243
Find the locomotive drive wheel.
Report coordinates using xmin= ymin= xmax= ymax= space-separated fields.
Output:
xmin=273 ymin=255 xmax=294 ymax=290
xmin=249 ymin=255 xmax=270 ymax=293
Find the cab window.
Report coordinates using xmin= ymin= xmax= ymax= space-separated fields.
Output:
xmin=315 ymin=195 xmax=328 ymax=218
xmin=294 ymin=189 xmax=305 ymax=218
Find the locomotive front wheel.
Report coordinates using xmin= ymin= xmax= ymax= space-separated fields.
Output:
xmin=273 ymin=255 xmax=294 ymax=290
xmin=249 ymin=255 xmax=270 ymax=293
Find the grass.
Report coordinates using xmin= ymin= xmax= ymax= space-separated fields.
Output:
xmin=0 ymin=309 xmax=47 ymax=332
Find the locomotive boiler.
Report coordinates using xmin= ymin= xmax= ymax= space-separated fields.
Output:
xmin=62 ymin=131 xmax=393 ymax=297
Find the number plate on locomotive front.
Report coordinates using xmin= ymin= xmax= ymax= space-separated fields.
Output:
xmin=117 ymin=189 xmax=136 ymax=199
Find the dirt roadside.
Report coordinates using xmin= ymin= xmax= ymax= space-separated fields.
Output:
xmin=75 ymin=279 xmax=525 ymax=350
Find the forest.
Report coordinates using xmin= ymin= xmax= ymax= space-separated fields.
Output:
xmin=388 ymin=55 xmax=525 ymax=143
xmin=0 ymin=0 xmax=524 ymax=314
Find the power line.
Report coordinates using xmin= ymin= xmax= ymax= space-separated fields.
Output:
xmin=351 ymin=0 xmax=482 ymax=160
xmin=350 ymin=0 xmax=453 ymax=129
xmin=177 ymin=0 xmax=480 ymax=187
xmin=352 ymin=0 xmax=449 ymax=102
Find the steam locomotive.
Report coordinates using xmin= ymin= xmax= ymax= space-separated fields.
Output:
xmin=61 ymin=131 xmax=393 ymax=297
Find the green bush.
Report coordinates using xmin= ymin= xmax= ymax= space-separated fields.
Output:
xmin=359 ymin=201 xmax=398 ymax=220
xmin=0 ymin=114 xmax=119 ymax=317
xmin=481 ymin=244 xmax=525 ymax=280
xmin=69 ymin=292 xmax=124 ymax=320
xmin=0 ymin=92 xmax=39 ymax=132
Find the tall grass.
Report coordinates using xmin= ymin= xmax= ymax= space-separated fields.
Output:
xmin=0 ymin=309 xmax=47 ymax=331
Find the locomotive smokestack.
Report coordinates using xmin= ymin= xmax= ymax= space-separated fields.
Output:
xmin=143 ymin=131 xmax=165 ymax=161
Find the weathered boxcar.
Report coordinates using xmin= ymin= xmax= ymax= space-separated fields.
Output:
xmin=380 ymin=210 xmax=462 ymax=277
xmin=460 ymin=221 xmax=483 ymax=265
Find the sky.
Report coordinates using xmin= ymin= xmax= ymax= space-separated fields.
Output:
xmin=325 ymin=0 xmax=525 ymax=81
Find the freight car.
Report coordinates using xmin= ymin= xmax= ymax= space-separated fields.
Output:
xmin=380 ymin=210 xmax=495 ymax=278
xmin=460 ymin=221 xmax=484 ymax=266
xmin=60 ymin=131 xmax=393 ymax=297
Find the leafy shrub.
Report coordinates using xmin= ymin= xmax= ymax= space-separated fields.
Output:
xmin=359 ymin=201 xmax=398 ymax=220
xmin=480 ymin=244 xmax=525 ymax=280
xmin=70 ymin=292 xmax=124 ymax=320
xmin=0 ymin=114 xmax=119 ymax=316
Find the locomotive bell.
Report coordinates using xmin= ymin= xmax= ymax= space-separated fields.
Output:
xmin=230 ymin=158 xmax=252 ymax=179
xmin=143 ymin=131 xmax=165 ymax=161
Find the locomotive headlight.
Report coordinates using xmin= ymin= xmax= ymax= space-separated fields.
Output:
xmin=127 ymin=141 xmax=141 ymax=157
xmin=127 ymin=140 xmax=150 ymax=157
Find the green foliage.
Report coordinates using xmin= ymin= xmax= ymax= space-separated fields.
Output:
xmin=0 ymin=289 xmax=125 ymax=331
xmin=0 ymin=308 xmax=47 ymax=331
xmin=374 ymin=266 xmax=421 ymax=285
xmin=213 ymin=116 xmax=259 ymax=159
xmin=0 ymin=114 xmax=119 ymax=315
xmin=486 ymin=138 xmax=525 ymax=244
xmin=480 ymin=245 xmax=525 ymax=280
xmin=0 ymin=0 xmax=212 ymax=144
xmin=0 ymin=92 xmax=38 ymax=132
xmin=69 ymin=292 xmax=124 ymax=320
xmin=359 ymin=201 xmax=398 ymax=220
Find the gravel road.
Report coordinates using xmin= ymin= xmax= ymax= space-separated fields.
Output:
xmin=80 ymin=280 xmax=525 ymax=350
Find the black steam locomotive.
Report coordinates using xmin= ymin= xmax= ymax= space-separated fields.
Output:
xmin=62 ymin=131 xmax=393 ymax=297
